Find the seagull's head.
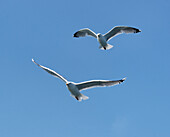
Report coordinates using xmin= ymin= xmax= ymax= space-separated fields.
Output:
xmin=66 ymin=82 xmax=73 ymax=87
xmin=66 ymin=83 xmax=70 ymax=86
xmin=97 ymin=33 xmax=102 ymax=38
xmin=66 ymin=82 xmax=76 ymax=89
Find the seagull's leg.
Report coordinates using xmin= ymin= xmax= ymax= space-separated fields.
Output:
xmin=75 ymin=97 xmax=79 ymax=100
xmin=104 ymin=47 xmax=106 ymax=50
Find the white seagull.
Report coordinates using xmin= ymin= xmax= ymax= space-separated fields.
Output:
xmin=32 ymin=59 xmax=126 ymax=101
xmin=73 ymin=26 xmax=141 ymax=50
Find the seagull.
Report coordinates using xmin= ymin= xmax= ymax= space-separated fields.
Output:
xmin=73 ymin=26 xmax=141 ymax=50
xmin=32 ymin=59 xmax=126 ymax=101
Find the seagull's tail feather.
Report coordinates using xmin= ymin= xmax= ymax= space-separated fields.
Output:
xmin=99 ymin=44 xmax=114 ymax=50
xmin=80 ymin=93 xmax=89 ymax=101
xmin=71 ymin=94 xmax=89 ymax=102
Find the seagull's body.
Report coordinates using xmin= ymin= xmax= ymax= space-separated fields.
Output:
xmin=97 ymin=34 xmax=108 ymax=50
xmin=32 ymin=59 xmax=126 ymax=101
xmin=66 ymin=82 xmax=86 ymax=101
xmin=73 ymin=26 xmax=141 ymax=50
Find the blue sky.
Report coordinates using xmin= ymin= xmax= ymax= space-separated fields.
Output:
xmin=0 ymin=0 xmax=170 ymax=137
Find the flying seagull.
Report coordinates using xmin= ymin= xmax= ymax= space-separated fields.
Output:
xmin=32 ymin=59 xmax=126 ymax=101
xmin=73 ymin=26 xmax=141 ymax=50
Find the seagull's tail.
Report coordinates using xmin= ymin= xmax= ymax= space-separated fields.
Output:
xmin=80 ymin=93 xmax=89 ymax=100
xmin=71 ymin=94 xmax=89 ymax=101
xmin=99 ymin=44 xmax=114 ymax=50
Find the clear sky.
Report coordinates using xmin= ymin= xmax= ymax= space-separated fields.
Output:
xmin=0 ymin=0 xmax=170 ymax=137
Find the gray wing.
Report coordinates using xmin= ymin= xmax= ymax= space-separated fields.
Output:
xmin=73 ymin=28 xmax=97 ymax=38
xmin=32 ymin=59 xmax=68 ymax=83
xmin=104 ymin=26 xmax=141 ymax=41
xmin=75 ymin=78 xmax=126 ymax=91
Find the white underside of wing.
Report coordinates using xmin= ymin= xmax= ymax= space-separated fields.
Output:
xmin=75 ymin=78 xmax=126 ymax=91
xmin=32 ymin=59 xmax=68 ymax=83
xmin=74 ymin=28 xmax=97 ymax=38
xmin=104 ymin=26 xmax=141 ymax=41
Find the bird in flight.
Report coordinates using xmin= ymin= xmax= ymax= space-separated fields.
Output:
xmin=32 ymin=59 xmax=126 ymax=101
xmin=73 ymin=26 xmax=141 ymax=50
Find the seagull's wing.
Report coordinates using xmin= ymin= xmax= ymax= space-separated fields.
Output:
xmin=104 ymin=26 xmax=141 ymax=41
xmin=75 ymin=78 xmax=126 ymax=91
xmin=32 ymin=59 xmax=68 ymax=83
xmin=73 ymin=28 xmax=97 ymax=38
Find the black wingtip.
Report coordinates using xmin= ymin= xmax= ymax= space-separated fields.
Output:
xmin=120 ymin=77 xmax=126 ymax=83
xmin=73 ymin=32 xmax=79 ymax=38
xmin=120 ymin=80 xmax=124 ymax=82
xmin=134 ymin=28 xmax=141 ymax=33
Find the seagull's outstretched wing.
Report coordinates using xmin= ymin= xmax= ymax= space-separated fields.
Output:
xmin=73 ymin=28 xmax=97 ymax=38
xmin=75 ymin=78 xmax=126 ymax=91
xmin=32 ymin=59 xmax=68 ymax=83
xmin=104 ymin=26 xmax=141 ymax=41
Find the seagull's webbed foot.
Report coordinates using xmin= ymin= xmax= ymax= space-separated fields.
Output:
xmin=75 ymin=96 xmax=79 ymax=101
